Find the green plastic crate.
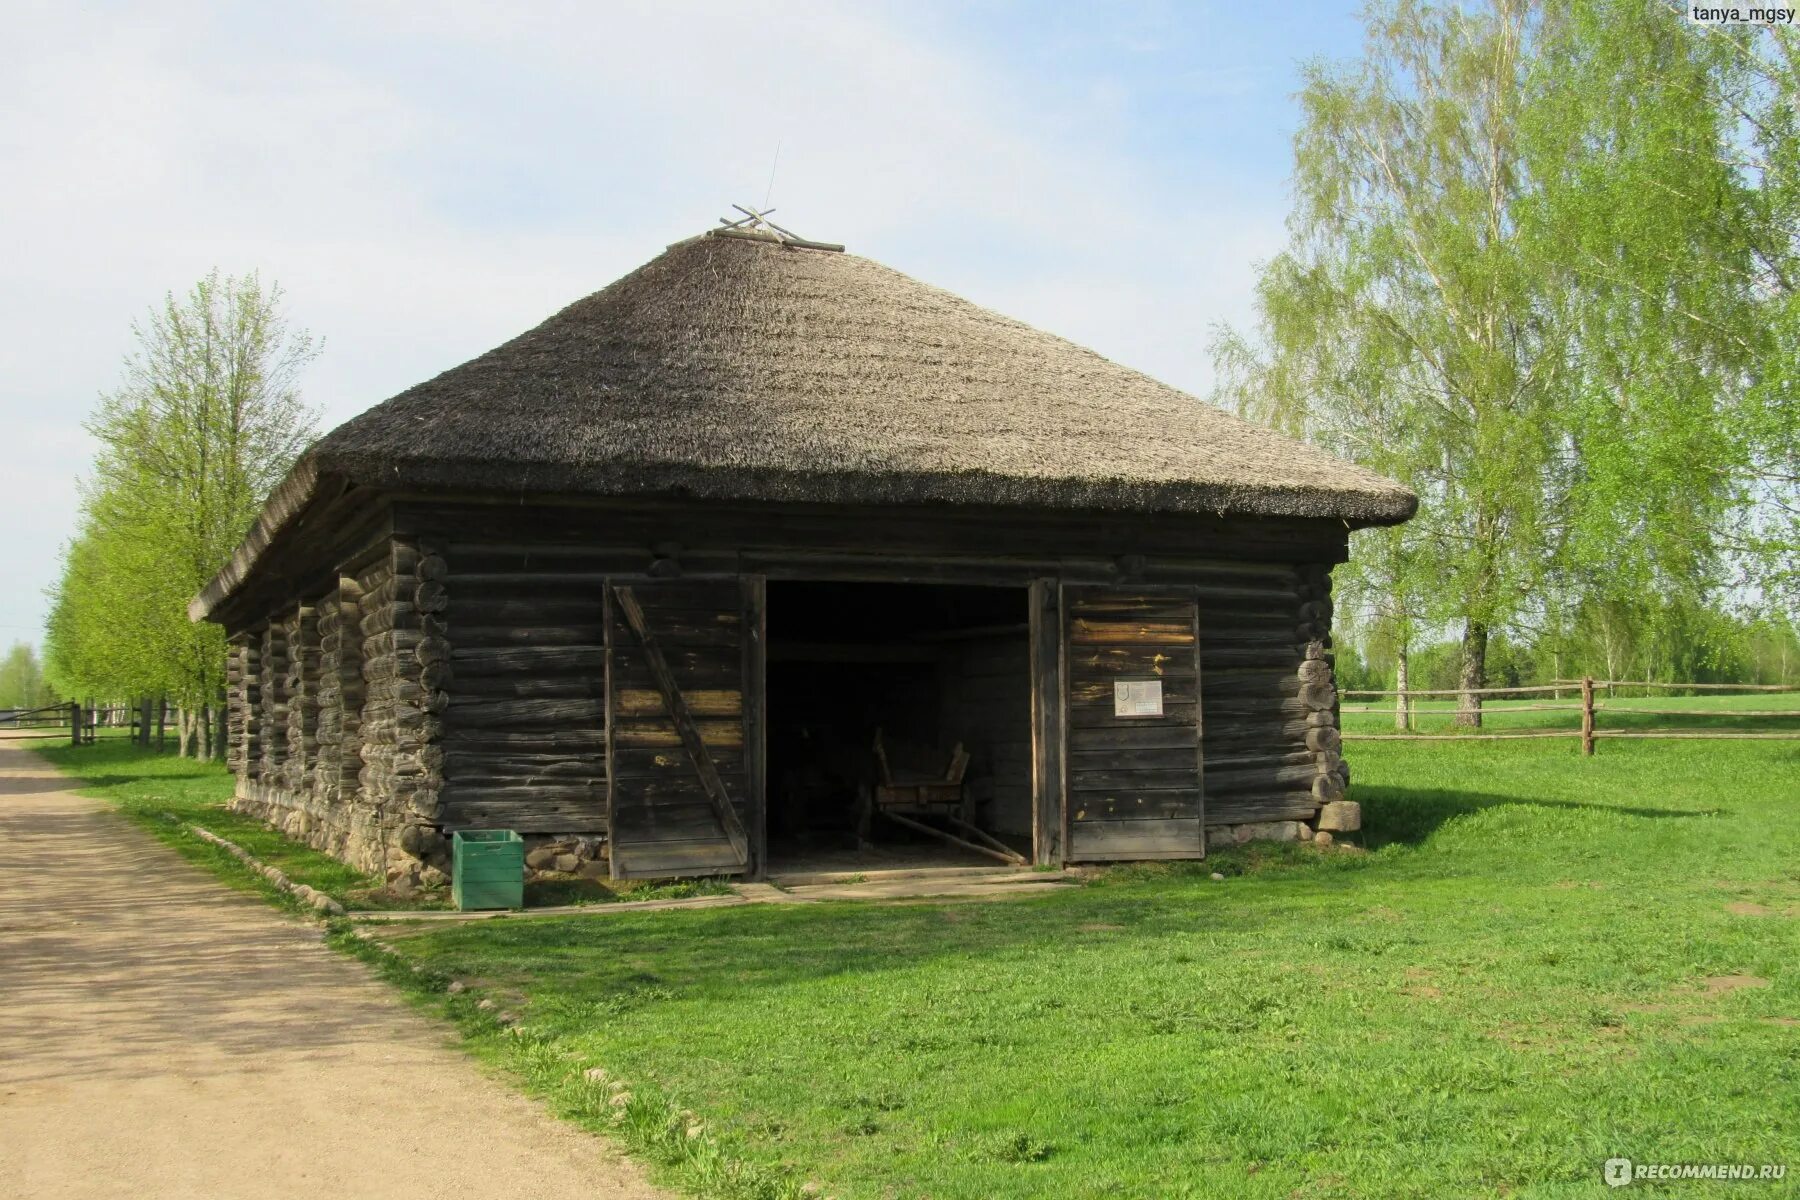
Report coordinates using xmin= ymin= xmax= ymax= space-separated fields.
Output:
xmin=453 ymin=829 xmax=524 ymax=911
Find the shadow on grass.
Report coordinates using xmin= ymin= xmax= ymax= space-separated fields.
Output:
xmin=1357 ymin=784 xmax=1710 ymax=850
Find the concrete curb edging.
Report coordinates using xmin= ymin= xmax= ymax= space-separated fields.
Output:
xmin=189 ymin=824 xmax=347 ymax=916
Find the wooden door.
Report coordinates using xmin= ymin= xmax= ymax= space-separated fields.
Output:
xmin=606 ymin=578 xmax=762 ymax=879
xmin=1062 ymin=585 xmax=1205 ymax=861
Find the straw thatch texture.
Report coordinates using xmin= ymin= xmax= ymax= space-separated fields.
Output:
xmin=193 ymin=232 xmax=1416 ymax=620
xmin=311 ymin=234 xmax=1414 ymax=522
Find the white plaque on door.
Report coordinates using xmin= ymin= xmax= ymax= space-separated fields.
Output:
xmin=1113 ymin=679 xmax=1164 ymax=718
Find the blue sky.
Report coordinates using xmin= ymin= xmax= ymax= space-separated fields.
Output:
xmin=0 ymin=0 xmax=1366 ymax=647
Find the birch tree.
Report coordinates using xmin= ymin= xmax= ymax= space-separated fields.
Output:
xmin=1215 ymin=0 xmax=1562 ymax=726
xmin=45 ymin=271 xmax=318 ymax=756
xmin=1217 ymin=0 xmax=1786 ymax=718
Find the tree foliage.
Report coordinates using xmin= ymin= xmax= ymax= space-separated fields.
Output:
xmin=0 ymin=643 xmax=55 ymax=711
xmin=1215 ymin=0 xmax=1798 ymax=708
xmin=44 ymin=271 xmax=318 ymax=752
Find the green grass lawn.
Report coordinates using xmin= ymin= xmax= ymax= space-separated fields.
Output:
xmin=32 ymin=736 xmax=725 ymax=911
xmin=35 ymin=704 xmax=1800 ymax=1198
xmin=33 ymin=734 xmax=380 ymax=908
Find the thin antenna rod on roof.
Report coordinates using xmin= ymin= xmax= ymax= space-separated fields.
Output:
xmin=763 ymin=138 xmax=782 ymax=211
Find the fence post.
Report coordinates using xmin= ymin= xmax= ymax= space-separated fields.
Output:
xmin=68 ymin=701 xmax=80 ymax=748
xmin=1581 ymin=676 xmax=1596 ymax=756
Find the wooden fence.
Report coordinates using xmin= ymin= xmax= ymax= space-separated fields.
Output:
xmin=0 ymin=702 xmax=90 ymax=746
xmin=0 ymin=699 xmax=178 ymax=749
xmin=1339 ymin=678 xmax=1800 ymax=754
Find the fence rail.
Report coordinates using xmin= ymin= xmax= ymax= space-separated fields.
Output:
xmin=1340 ymin=677 xmax=1800 ymax=752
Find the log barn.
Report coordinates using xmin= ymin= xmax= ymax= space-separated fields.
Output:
xmin=191 ymin=225 xmax=1415 ymax=887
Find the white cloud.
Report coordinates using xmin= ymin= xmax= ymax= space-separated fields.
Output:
xmin=0 ymin=0 xmax=1285 ymax=641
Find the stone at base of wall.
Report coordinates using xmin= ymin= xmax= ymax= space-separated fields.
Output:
xmin=228 ymin=782 xmax=616 ymax=889
xmin=1204 ymin=817 xmax=1356 ymax=849
xmin=522 ymin=835 xmax=609 ymax=883
xmin=230 ymin=779 xmax=453 ymax=891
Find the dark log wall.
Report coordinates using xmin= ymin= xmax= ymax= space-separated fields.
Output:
xmin=1195 ymin=562 xmax=1342 ymax=829
xmin=257 ymin=621 xmax=288 ymax=779
xmin=226 ymin=635 xmax=256 ymax=779
xmin=214 ymin=495 xmax=1354 ymax=880
xmin=355 ymin=539 xmax=449 ymax=870
xmin=226 ymin=541 xmax=454 ymax=888
xmin=438 ymin=544 xmax=610 ymax=835
xmin=282 ymin=605 xmax=319 ymax=793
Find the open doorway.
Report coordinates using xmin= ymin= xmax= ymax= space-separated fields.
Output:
xmin=764 ymin=580 xmax=1033 ymax=876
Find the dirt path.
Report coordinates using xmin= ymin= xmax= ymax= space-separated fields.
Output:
xmin=0 ymin=741 xmax=665 ymax=1200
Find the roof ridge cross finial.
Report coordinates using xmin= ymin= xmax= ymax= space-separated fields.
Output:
xmin=711 ymin=204 xmax=844 ymax=253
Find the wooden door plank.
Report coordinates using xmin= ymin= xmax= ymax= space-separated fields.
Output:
xmin=604 ymin=585 xmax=621 ymax=880
xmin=1192 ymin=590 xmax=1206 ymax=856
xmin=741 ymin=575 xmax=768 ymax=880
xmin=612 ymin=585 xmax=750 ymax=865
xmin=1028 ymin=580 xmax=1066 ymax=867
xmin=1061 ymin=584 xmax=1205 ymax=863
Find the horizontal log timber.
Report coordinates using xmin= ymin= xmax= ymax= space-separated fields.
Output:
xmin=1201 ymin=718 xmax=1318 ymax=748
xmin=615 ymin=688 xmax=740 ymax=717
xmin=617 ymin=775 xmax=750 ymax=803
xmin=613 ymin=717 xmax=745 ymax=749
xmin=444 ymin=697 xmax=605 ymax=726
xmin=399 ymin=498 xmax=1347 ymax=567
xmin=1069 ymin=676 xmax=1198 ymax=706
xmin=434 ymin=534 xmax=1313 ymax=586
xmin=1204 ymin=761 xmax=1321 ymax=793
xmin=449 ymin=675 xmax=599 ymax=701
xmin=616 ymin=806 xmax=750 ymax=841
xmin=1068 ymin=724 xmax=1201 ymax=751
xmin=448 ymin=595 xmax=606 ymax=623
xmin=445 ymin=750 xmax=604 ymax=773
xmin=608 ymin=839 xmax=747 ymax=878
xmin=442 ymin=783 xmax=603 ymax=805
xmin=1199 ymin=647 xmax=1309 ymax=669
xmin=1068 ymin=745 xmax=1200 ymax=771
xmin=1070 ymin=793 xmax=1201 ymax=820
xmin=610 ymin=740 xmax=747 ymax=775
xmin=450 ymin=729 xmax=606 ymax=751
xmin=1069 ymin=766 xmax=1200 ymax=791
xmin=446 ymin=806 xmax=609 ymax=833
xmin=1204 ymin=792 xmax=1319 ymax=823
xmin=1067 ymin=620 xmax=1197 ymax=646
xmin=450 ymin=644 xmax=606 ymax=672
xmin=1201 ymin=748 xmax=1317 ymax=773
xmin=1067 ymin=647 xmax=1199 ymax=678
xmin=448 ymin=624 xmax=606 ymax=649
xmin=1068 ymin=702 xmax=1200 ymax=730
xmin=612 ymin=795 xmax=745 ymax=822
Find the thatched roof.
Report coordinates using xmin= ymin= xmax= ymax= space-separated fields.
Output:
xmin=195 ymin=230 xmax=1414 ymax=618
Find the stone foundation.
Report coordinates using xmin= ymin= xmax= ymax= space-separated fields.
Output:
xmin=521 ymin=834 xmax=610 ymax=881
xmin=231 ymin=780 xmax=616 ymax=890
xmin=1205 ymin=802 xmax=1359 ymax=851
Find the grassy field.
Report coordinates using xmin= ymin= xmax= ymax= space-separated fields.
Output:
xmin=34 ymin=704 xmax=1800 ymax=1198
